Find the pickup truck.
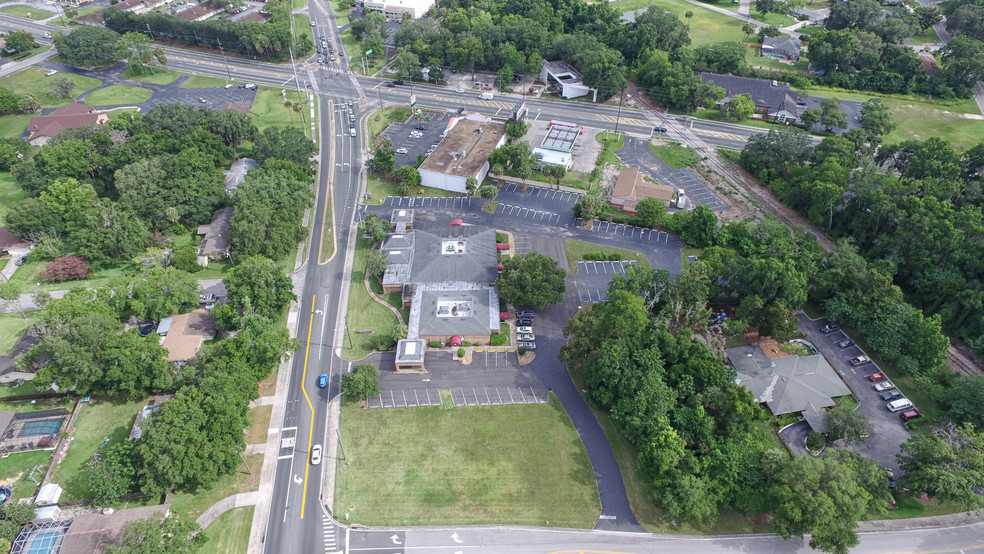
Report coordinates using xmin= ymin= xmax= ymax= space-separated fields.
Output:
xmin=850 ymin=355 xmax=871 ymax=366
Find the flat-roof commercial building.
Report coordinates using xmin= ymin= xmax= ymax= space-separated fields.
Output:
xmin=539 ymin=61 xmax=598 ymax=102
xmin=417 ymin=117 xmax=507 ymax=194
xmin=533 ymin=120 xmax=582 ymax=170
xmin=363 ymin=0 xmax=434 ymax=19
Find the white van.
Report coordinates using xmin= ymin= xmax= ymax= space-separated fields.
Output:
xmin=675 ymin=189 xmax=686 ymax=209
xmin=887 ymin=398 xmax=913 ymax=412
xmin=479 ymin=92 xmax=494 ymax=100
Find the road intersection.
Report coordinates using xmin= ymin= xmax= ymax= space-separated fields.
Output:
xmin=3 ymin=11 xmax=984 ymax=554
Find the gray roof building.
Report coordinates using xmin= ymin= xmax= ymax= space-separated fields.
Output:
xmin=762 ymin=36 xmax=802 ymax=61
xmin=699 ymin=72 xmax=802 ymax=123
xmin=196 ymin=207 xmax=234 ymax=261
xmin=409 ymin=284 xmax=499 ymax=338
xmin=728 ymin=345 xmax=851 ymax=430
xmin=383 ymin=226 xmax=498 ymax=290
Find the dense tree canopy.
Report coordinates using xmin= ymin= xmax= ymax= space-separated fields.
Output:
xmin=224 ymin=255 xmax=296 ymax=320
xmin=897 ymin=424 xmax=984 ymax=510
xmin=497 ymin=252 xmax=567 ymax=310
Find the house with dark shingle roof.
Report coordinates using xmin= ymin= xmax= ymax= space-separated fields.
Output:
xmin=728 ymin=345 xmax=851 ymax=433
xmin=699 ymin=72 xmax=801 ymax=124
xmin=762 ymin=36 xmax=802 ymax=62
xmin=26 ymin=103 xmax=108 ymax=146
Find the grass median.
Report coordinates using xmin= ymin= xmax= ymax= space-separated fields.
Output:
xmin=334 ymin=394 xmax=600 ymax=527
xmin=0 ymin=67 xmax=102 ymax=109
xmin=564 ymin=239 xmax=652 ymax=273
xmin=341 ymin=238 xmax=402 ymax=360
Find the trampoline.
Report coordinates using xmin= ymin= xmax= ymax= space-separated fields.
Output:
xmin=18 ymin=419 xmax=64 ymax=438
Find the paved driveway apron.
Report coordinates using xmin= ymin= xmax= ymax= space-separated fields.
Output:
xmin=616 ymin=136 xmax=728 ymax=212
xmin=797 ymin=313 xmax=911 ymax=475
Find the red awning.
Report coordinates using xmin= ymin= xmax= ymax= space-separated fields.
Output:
xmin=499 ymin=311 xmax=510 ymax=320
xmin=496 ymin=243 xmax=510 ymax=250
xmin=449 ymin=335 xmax=462 ymax=346
xmin=449 ymin=219 xmax=463 ymax=226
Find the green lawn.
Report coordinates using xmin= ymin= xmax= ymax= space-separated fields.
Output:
xmin=181 ymin=75 xmax=230 ymax=89
xmin=77 ymin=4 xmax=105 ymax=17
xmin=49 ymin=399 xmax=145 ymax=501
xmin=0 ymin=313 xmax=37 ymax=357
xmin=105 ymin=108 xmax=141 ymax=126
xmin=563 ymin=239 xmax=652 ymax=273
xmin=121 ymin=68 xmax=180 ymax=85
xmin=0 ymin=67 xmax=102 ymax=109
xmin=0 ymin=449 xmax=51 ymax=494
xmin=692 ymin=108 xmax=779 ymax=130
xmin=245 ymin=405 xmax=272 ymax=445
xmin=367 ymin=261 xmax=409 ymax=322
xmin=874 ymin=493 xmax=969 ymax=520
xmin=8 ymin=259 xmax=129 ymax=292
xmin=250 ymin=86 xmax=308 ymax=132
xmin=200 ymin=506 xmax=254 ymax=554
xmin=0 ymin=170 xmax=24 ymax=226
xmin=0 ymin=5 xmax=54 ymax=19
xmin=1 ymin=43 xmax=52 ymax=63
xmin=745 ymin=48 xmax=810 ymax=75
xmin=169 ymin=453 xmax=262 ymax=521
xmin=367 ymin=106 xmax=413 ymax=146
xmin=649 ymin=142 xmax=703 ymax=169
xmin=334 ymin=394 xmax=600 ymax=527
xmin=0 ymin=380 xmax=44 ymax=398
xmin=84 ymin=85 xmax=153 ymax=106
xmin=798 ymin=87 xmax=984 ymax=150
xmin=341 ymin=238 xmax=401 ymax=361
xmin=909 ymin=28 xmax=941 ymax=45
xmin=614 ymin=0 xmax=747 ymax=45
xmin=0 ymin=113 xmax=31 ymax=139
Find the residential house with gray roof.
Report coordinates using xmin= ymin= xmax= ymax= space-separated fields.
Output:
xmin=727 ymin=345 xmax=851 ymax=433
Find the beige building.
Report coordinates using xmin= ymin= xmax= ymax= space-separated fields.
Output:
xmin=363 ymin=0 xmax=434 ymax=19
xmin=609 ymin=167 xmax=676 ymax=214
xmin=417 ymin=116 xmax=507 ymax=194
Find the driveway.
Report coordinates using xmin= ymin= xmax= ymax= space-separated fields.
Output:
xmin=796 ymin=313 xmax=912 ymax=475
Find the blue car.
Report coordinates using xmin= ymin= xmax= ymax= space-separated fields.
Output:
xmin=318 ymin=373 xmax=328 ymax=388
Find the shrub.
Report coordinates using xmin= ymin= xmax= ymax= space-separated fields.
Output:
xmin=368 ymin=335 xmax=384 ymax=351
xmin=490 ymin=333 xmax=507 ymax=346
xmin=609 ymin=252 xmax=623 ymax=261
xmin=429 ymin=340 xmax=442 ymax=348
xmin=496 ymin=232 xmax=508 ymax=243
xmin=517 ymin=346 xmax=527 ymax=355
xmin=457 ymin=347 xmax=465 ymax=358
xmin=41 ymin=256 xmax=90 ymax=282
xmin=806 ymin=430 xmax=826 ymax=451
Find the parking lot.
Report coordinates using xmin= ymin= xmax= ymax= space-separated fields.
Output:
xmin=497 ymin=182 xmax=583 ymax=206
xmin=616 ymin=137 xmax=728 ymax=212
xmin=574 ymin=260 xmax=640 ymax=302
xmin=573 ymin=218 xmax=677 ymax=244
xmin=378 ymin=195 xmax=475 ymax=209
xmin=379 ymin=111 xmax=452 ymax=170
xmin=494 ymin=202 xmax=564 ymax=224
xmin=797 ymin=313 xmax=912 ymax=474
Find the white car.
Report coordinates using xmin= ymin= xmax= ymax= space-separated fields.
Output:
xmin=518 ymin=333 xmax=535 ymax=341
xmin=45 ymin=70 xmax=58 ymax=77
xmin=455 ymin=88 xmax=464 ymax=93
xmin=396 ymin=148 xmax=408 ymax=154
xmin=874 ymin=381 xmax=895 ymax=391
xmin=517 ymin=326 xmax=533 ymax=334
xmin=310 ymin=444 xmax=322 ymax=465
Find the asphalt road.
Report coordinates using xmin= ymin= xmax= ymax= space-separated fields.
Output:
xmin=5 ymin=13 xmax=982 ymax=553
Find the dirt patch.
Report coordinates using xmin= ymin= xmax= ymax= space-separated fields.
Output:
xmin=759 ymin=338 xmax=793 ymax=359
xmin=258 ymin=370 xmax=277 ymax=397
xmin=0 ymin=473 xmax=24 ymax=488
xmin=517 ymin=351 xmax=535 ymax=365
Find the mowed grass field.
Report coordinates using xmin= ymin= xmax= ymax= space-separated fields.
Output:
xmin=334 ymin=395 xmax=600 ymax=528
xmin=341 ymin=238 xmax=401 ymax=360
xmin=200 ymin=506 xmax=254 ymax=554
xmin=612 ymin=0 xmax=747 ymax=45
xmin=84 ymin=85 xmax=153 ymax=106
xmin=799 ymin=88 xmax=984 ymax=150
xmin=0 ymin=67 xmax=102 ymax=108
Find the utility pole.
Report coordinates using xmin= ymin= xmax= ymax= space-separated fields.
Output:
xmin=613 ymin=87 xmax=625 ymax=137
xmin=216 ymin=39 xmax=233 ymax=82
xmin=288 ymin=47 xmax=307 ymax=129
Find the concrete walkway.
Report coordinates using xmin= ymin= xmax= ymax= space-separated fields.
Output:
xmin=196 ymin=491 xmax=261 ymax=529
xmin=364 ymin=245 xmax=405 ymax=326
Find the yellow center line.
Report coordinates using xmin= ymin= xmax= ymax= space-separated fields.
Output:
xmin=299 ymin=294 xmax=317 ymax=519
xmin=318 ymin=99 xmax=338 ymax=265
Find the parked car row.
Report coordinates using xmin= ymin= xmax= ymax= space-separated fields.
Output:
xmin=822 ymin=319 xmax=923 ymax=424
xmin=515 ymin=310 xmax=535 ymax=350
